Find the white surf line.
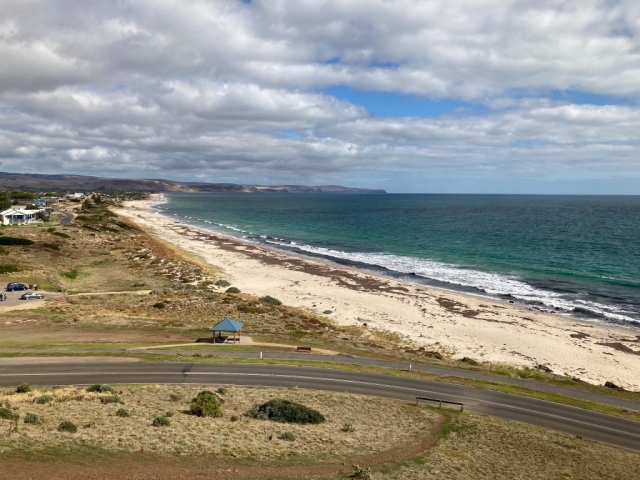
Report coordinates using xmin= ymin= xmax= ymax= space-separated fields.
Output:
xmin=1 ymin=370 xmax=638 ymax=439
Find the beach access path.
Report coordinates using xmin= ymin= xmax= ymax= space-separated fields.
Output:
xmin=115 ymin=197 xmax=640 ymax=391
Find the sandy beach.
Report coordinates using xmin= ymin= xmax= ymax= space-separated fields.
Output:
xmin=115 ymin=195 xmax=640 ymax=391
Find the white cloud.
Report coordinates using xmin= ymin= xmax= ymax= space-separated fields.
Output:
xmin=0 ymin=0 xmax=639 ymax=192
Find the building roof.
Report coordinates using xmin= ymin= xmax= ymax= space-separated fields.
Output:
xmin=210 ymin=318 xmax=244 ymax=332
xmin=0 ymin=208 xmax=33 ymax=216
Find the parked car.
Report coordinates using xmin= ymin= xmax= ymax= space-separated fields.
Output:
xmin=20 ymin=292 xmax=44 ymax=300
xmin=6 ymin=283 xmax=28 ymax=291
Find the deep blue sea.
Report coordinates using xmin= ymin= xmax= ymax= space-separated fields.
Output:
xmin=157 ymin=193 xmax=640 ymax=328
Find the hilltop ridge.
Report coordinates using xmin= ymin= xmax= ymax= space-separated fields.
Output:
xmin=0 ymin=172 xmax=386 ymax=194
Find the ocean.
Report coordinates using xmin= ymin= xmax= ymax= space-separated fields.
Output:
xmin=156 ymin=193 xmax=640 ymax=328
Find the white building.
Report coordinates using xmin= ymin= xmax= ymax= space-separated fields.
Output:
xmin=0 ymin=208 xmax=36 ymax=226
xmin=66 ymin=193 xmax=85 ymax=200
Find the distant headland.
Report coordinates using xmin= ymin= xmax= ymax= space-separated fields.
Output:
xmin=0 ymin=172 xmax=386 ymax=194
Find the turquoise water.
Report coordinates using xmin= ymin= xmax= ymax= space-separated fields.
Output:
xmin=157 ymin=193 xmax=640 ymax=327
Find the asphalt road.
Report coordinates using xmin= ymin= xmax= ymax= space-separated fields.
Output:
xmin=1 ymin=361 xmax=638 ymax=451
xmin=57 ymin=212 xmax=74 ymax=226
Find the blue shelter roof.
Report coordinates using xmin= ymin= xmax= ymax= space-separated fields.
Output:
xmin=210 ymin=318 xmax=244 ymax=332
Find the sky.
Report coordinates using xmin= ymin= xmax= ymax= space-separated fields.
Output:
xmin=1 ymin=1 xmax=640 ymax=193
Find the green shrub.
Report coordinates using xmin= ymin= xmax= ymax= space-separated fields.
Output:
xmin=279 ymin=431 xmax=296 ymax=441
xmin=189 ymin=391 xmax=224 ymax=418
xmin=341 ymin=422 xmax=357 ymax=432
xmin=216 ymin=388 xmax=227 ymax=395
xmin=352 ymin=465 xmax=372 ymax=479
xmin=34 ymin=395 xmax=53 ymax=405
xmin=152 ymin=302 xmax=165 ymax=309
xmin=215 ymin=279 xmax=231 ymax=287
xmin=165 ymin=411 xmax=174 ymax=417
xmin=62 ymin=270 xmax=79 ymax=280
xmin=58 ymin=421 xmax=78 ymax=433
xmin=230 ymin=415 xmax=239 ymax=422
xmin=100 ymin=395 xmax=122 ymax=404
xmin=259 ymin=295 xmax=282 ymax=306
xmin=247 ymin=399 xmax=325 ymax=424
xmin=0 ymin=264 xmax=20 ymax=274
xmin=87 ymin=384 xmax=115 ymax=393
xmin=52 ymin=231 xmax=71 ymax=239
xmin=24 ymin=413 xmax=41 ymax=425
xmin=323 ymin=310 xmax=333 ymax=315
xmin=43 ymin=242 xmax=60 ymax=250
xmin=0 ymin=407 xmax=17 ymax=420
xmin=115 ymin=408 xmax=131 ymax=418
xmin=238 ymin=305 xmax=268 ymax=314
xmin=152 ymin=416 xmax=170 ymax=427
xmin=169 ymin=393 xmax=181 ymax=402
xmin=225 ymin=287 xmax=241 ymax=293
xmin=0 ymin=237 xmax=34 ymax=246
xmin=16 ymin=383 xmax=31 ymax=393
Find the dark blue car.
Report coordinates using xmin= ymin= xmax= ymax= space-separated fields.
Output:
xmin=6 ymin=283 xmax=28 ymax=291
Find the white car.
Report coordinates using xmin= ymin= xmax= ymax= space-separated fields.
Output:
xmin=20 ymin=292 xmax=45 ymax=300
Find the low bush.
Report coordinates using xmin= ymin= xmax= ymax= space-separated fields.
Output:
xmin=0 ymin=407 xmax=17 ymax=420
xmin=62 ymin=270 xmax=79 ymax=280
xmin=52 ymin=231 xmax=71 ymax=239
xmin=323 ymin=310 xmax=333 ymax=315
xmin=16 ymin=383 xmax=31 ymax=393
xmin=152 ymin=416 xmax=170 ymax=427
xmin=58 ymin=421 xmax=78 ymax=433
xmin=247 ymin=399 xmax=325 ymax=424
xmin=352 ymin=465 xmax=372 ymax=479
xmin=342 ymin=422 xmax=357 ymax=432
xmin=0 ymin=264 xmax=20 ymax=274
xmin=189 ymin=391 xmax=224 ymax=418
xmin=230 ymin=415 xmax=239 ymax=422
xmin=216 ymin=388 xmax=227 ymax=395
xmin=43 ymin=242 xmax=60 ymax=250
xmin=100 ymin=395 xmax=122 ymax=404
xmin=115 ymin=408 xmax=131 ymax=418
xmin=279 ymin=431 xmax=296 ymax=441
xmin=0 ymin=237 xmax=34 ymax=246
xmin=152 ymin=302 xmax=165 ymax=309
xmin=87 ymin=384 xmax=115 ymax=393
xmin=34 ymin=395 xmax=53 ymax=405
xmin=259 ymin=295 xmax=282 ymax=306
xmin=214 ymin=279 xmax=231 ymax=287
xmin=238 ymin=305 xmax=267 ymax=314
xmin=24 ymin=413 xmax=41 ymax=425
xmin=225 ymin=287 xmax=241 ymax=293
xmin=169 ymin=393 xmax=181 ymax=402
xmin=165 ymin=411 xmax=174 ymax=417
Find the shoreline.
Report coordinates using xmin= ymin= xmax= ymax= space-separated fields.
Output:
xmin=115 ymin=194 xmax=640 ymax=391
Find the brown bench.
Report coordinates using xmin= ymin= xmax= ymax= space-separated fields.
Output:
xmin=296 ymin=346 xmax=312 ymax=353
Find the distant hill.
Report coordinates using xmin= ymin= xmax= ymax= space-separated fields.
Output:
xmin=0 ymin=172 xmax=386 ymax=194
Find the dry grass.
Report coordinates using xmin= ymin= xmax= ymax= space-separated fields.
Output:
xmin=0 ymin=385 xmax=437 ymax=461
xmin=377 ymin=413 xmax=640 ymax=480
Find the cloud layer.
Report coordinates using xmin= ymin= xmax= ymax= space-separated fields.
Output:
xmin=1 ymin=0 xmax=640 ymax=192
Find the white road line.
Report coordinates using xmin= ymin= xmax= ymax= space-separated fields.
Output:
xmin=1 ymin=370 xmax=639 ymax=439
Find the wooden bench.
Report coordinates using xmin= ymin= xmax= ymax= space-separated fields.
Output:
xmin=296 ymin=346 xmax=312 ymax=353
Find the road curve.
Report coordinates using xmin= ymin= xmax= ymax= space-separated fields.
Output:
xmin=1 ymin=361 xmax=638 ymax=451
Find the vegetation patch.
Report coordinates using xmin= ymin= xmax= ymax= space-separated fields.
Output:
xmin=34 ymin=395 xmax=54 ymax=405
xmin=152 ymin=416 xmax=170 ymax=427
xmin=62 ymin=269 xmax=80 ymax=280
xmin=0 ymin=406 xmax=17 ymax=420
xmin=57 ymin=420 xmax=78 ymax=433
xmin=23 ymin=413 xmax=41 ymax=425
xmin=189 ymin=390 xmax=224 ymax=418
xmin=259 ymin=295 xmax=282 ymax=306
xmin=115 ymin=408 xmax=131 ymax=418
xmin=87 ymin=384 xmax=115 ymax=393
xmin=0 ymin=264 xmax=20 ymax=274
xmin=100 ymin=395 xmax=122 ymax=404
xmin=0 ymin=237 xmax=34 ymax=246
xmin=247 ymin=399 xmax=325 ymax=424
xmin=214 ymin=279 xmax=231 ymax=287
xmin=16 ymin=383 xmax=31 ymax=393
xmin=226 ymin=287 xmax=241 ymax=293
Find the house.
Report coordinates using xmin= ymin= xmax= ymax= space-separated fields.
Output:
xmin=41 ymin=196 xmax=60 ymax=205
xmin=0 ymin=208 xmax=36 ymax=226
xmin=66 ymin=193 xmax=85 ymax=201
